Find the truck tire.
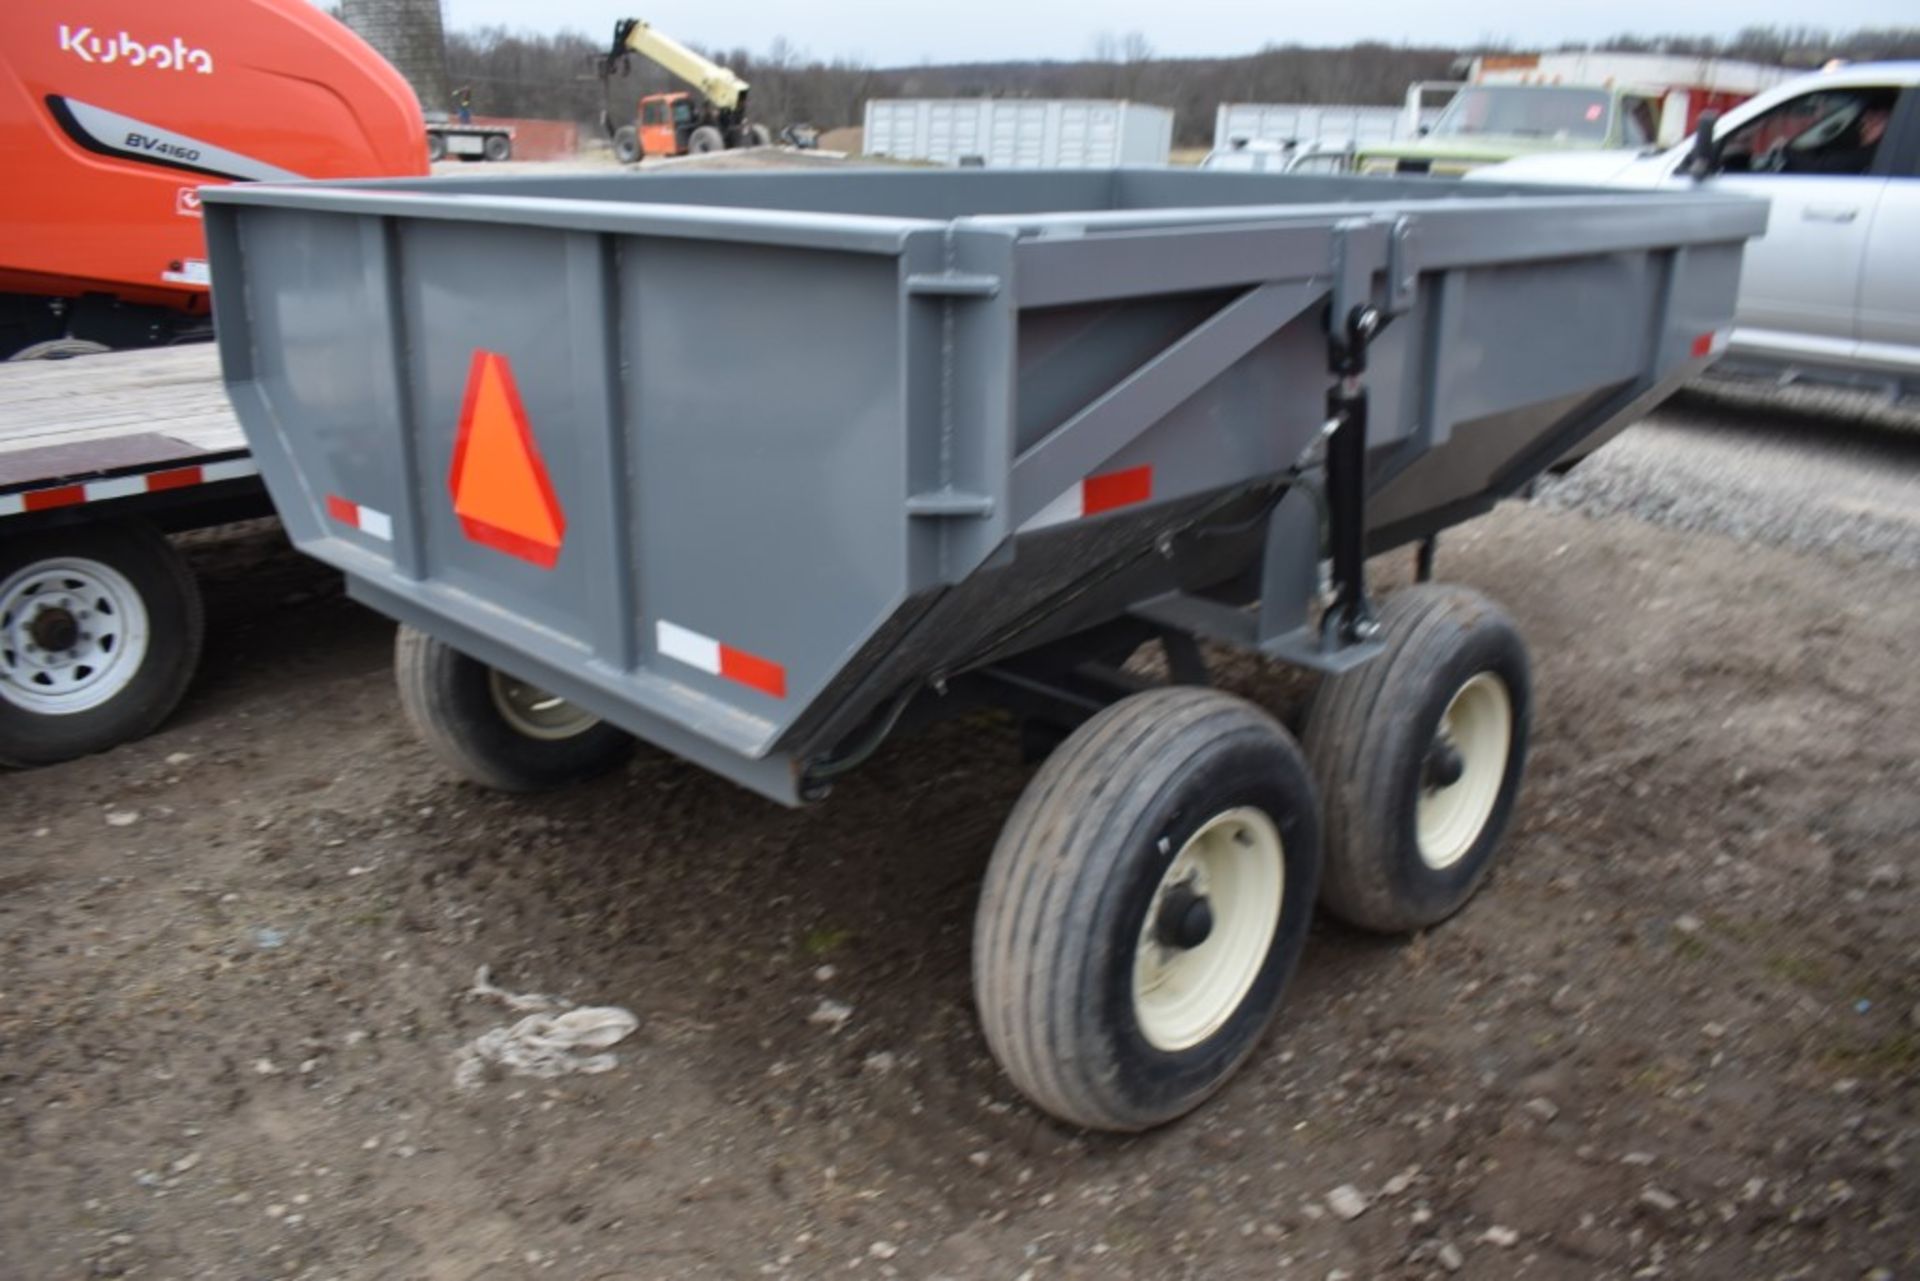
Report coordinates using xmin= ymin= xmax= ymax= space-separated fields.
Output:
xmin=393 ymin=625 xmax=631 ymax=792
xmin=613 ymin=126 xmax=642 ymax=164
xmin=746 ymin=123 xmax=773 ymax=148
xmin=426 ymin=132 xmax=447 ymax=162
xmin=974 ymin=687 xmax=1321 ymax=1131
xmin=688 ymin=126 xmax=725 ymax=155
xmin=483 ymin=134 xmax=512 ymax=162
xmin=1301 ymin=584 xmax=1531 ymax=934
xmin=0 ymin=521 xmax=203 ymax=768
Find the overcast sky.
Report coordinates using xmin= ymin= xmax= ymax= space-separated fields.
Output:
xmin=441 ymin=0 xmax=1913 ymax=65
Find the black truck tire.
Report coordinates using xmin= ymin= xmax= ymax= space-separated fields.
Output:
xmin=688 ymin=126 xmax=725 ymax=154
xmin=394 ymin=625 xmax=631 ymax=792
xmin=613 ymin=126 xmax=642 ymax=164
xmin=0 ymin=521 xmax=203 ymax=768
xmin=974 ymin=687 xmax=1322 ymax=1131
xmin=1301 ymin=584 xmax=1532 ymax=933
xmin=483 ymin=133 xmax=512 ymax=162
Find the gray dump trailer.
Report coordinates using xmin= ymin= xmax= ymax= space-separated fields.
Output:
xmin=202 ymin=169 xmax=1762 ymax=1131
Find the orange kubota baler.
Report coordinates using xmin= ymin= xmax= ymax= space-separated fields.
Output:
xmin=0 ymin=0 xmax=427 ymax=358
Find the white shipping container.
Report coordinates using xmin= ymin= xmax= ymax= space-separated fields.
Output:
xmin=864 ymin=99 xmax=1173 ymax=168
xmin=1213 ymin=101 xmax=1439 ymax=153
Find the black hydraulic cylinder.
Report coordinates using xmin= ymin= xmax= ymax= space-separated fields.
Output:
xmin=1323 ymin=303 xmax=1383 ymax=644
xmin=1324 ymin=375 xmax=1372 ymax=641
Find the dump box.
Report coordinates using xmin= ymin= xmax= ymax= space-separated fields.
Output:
xmin=203 ymin=169 xmax=1762 ymax=1131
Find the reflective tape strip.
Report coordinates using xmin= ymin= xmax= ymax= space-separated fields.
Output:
xmin=83 ymin=475 xmax=153 ymax=502
xmin=656 ymin=620 xmax=787 ymax=699
xmin=24 ymin=484 xmax=86 ymax=512
xmin=0 ymin=457 xmax=259 ymax=519
xmin=199 ymin=458 xmax=260 ymax=483
xmin=1690 ymin=330 xmax=1728 ymax=359
xmin=324 ymin=494 xmax=393 ymax=541
xmin=1020 ymin=464 xmax=1155 ymax=532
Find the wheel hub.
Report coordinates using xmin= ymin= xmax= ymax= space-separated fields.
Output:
xmin=1132 ymin=807 xmax=1285 ymax=1053
xmin=1423 ymin=737 xmax=1465 ymax=790
xmin=1414 ymin=672 xmax=1514 ymax=870
xmin=1154 ymin=883 xmax=1215 ymax=950
xmin=0 ymin=558 xmax=149 ymax=715
xmin=486 ymin=669 xmax=601 ymax=741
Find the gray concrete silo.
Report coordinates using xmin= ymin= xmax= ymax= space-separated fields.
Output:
xmin=340 ymin=0 xmax=452 ymax=113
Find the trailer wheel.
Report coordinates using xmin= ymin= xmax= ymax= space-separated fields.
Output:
xmin=974 ymin=687 xmax=1321 ymax=1131
xmin=688 ymin=126 xmax=725 ymax=155
xmin=483 ymin=134 xmax=512 ymax=163
xmin=426 ymin=132 xmax=447 ymax=163
xmin=394 ymin=625 xmax=631 ymax=792
xmin=1301 ymin=584 xmax=1531 ymax=934
xmin=0 ymin=521 xmax=202 ymax=768
xmin=613 ymin=126 xmax=642 ymax=164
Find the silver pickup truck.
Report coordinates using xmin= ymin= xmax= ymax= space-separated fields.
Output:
xmin=1473 ymin=61 xmax=1920 ymax=401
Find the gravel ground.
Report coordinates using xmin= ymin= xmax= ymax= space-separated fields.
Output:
xmin=3 ymin=400 xmax=1916 ymax=1280
xmin=1539 ymin=387 xmax=1920 ymax=567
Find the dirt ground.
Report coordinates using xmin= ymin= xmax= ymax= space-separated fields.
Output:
xmin=3 ymin=437 xmax=1917 ymax=1278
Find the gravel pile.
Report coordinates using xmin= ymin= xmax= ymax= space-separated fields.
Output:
xmin=1538 ymin=387 xmax=1920 ymax=567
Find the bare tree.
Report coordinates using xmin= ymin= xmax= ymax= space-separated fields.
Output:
xmin=438 ymin=22 xmax=1920 ymax=147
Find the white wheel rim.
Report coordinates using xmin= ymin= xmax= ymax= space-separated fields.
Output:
xmin=1415 ymin=672 xmax=1513 ymax=870
xmin=0 ymin=556 xmax=151 ymax=715
xmin=487 ymin=670 xmax=600 ymax=741
xmin=1132 ymin=807 xmax=1285 ymax=1053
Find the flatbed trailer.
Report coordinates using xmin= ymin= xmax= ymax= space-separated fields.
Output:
xmin=425 ymin=121 xmax=515 ymax=164
xmin=0 ymin=345 xmax=270 ymax=766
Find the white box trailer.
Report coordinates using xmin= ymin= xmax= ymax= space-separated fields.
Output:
xmin=863 ymin=99 xmax=1173 ymax=167
xmin=1213 ymin=100 xmax=1439 ymax=153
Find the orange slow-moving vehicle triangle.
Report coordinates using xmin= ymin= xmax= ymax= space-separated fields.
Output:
xmin=448 ymin=350 xmax=565 ymax=568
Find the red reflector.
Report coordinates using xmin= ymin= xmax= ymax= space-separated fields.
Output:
xmin=1082 ymin=465 xmax=1153 ymax=516
xmin=1690 ymin=332 xmax=1716 ymax=359
xmin=24 ymin=485 xmax=85 ymax=512
xmin=325 ymin=494 xmax=357 ymax=526
xmin=147 ymin=466 xmax=204 ymax=492
xmin=719 ymin=644 xmax=787 ymax=699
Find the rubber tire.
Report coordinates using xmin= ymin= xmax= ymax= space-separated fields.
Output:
xmin=974 ymin=687 xmax=1322 ymax=1132
xmin=746 ymin=123 xmax=773 ymax=148
xmin=426 ymin=132 xmax=448 ymax=162
xmin=393 ymin=625 xmax=631 ymax=792
xmin=613 ymin=126 xmax=642 ymax=164
xmin=688 ymin=126 xmax=725 ymax=155
xmin=0 ymin=522 xmax=203 ymax=768
xmin=1301 ymin=584 xmax=1532 ymax=934
xmin=9 ymin=338 xmax=111 ymax=362
xmin=483 ymin=134 xmax=512 ymax=162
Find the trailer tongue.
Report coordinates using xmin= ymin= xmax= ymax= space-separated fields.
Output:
xmin=203 ymin=167 xmax=1763 ymax=1130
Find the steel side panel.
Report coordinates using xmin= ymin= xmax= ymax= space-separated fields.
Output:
xmin=232 ymin=208 xmax=398 ymax=553
xmin=394 ymin=221 xmax=607 ymax=654
xmin=622 ymin=239 xmax=911 ymax=719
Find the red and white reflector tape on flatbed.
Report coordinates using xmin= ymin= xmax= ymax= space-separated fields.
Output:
xmin=1690 ymin=329 xmax=1729 ymax=359
xmin=656 ymin=620 xmax=787 ymax=699
xmin=324 ymin=494 xmax=393 ymax=541
xmin=1020 ymin=463 xmax=1154 ymax=533
xmin=0 ymin=457 xmax=259 ymax=517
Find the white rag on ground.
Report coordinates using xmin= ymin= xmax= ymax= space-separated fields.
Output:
xmin=454 ymin=965 xmax=639 ymax=1091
